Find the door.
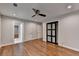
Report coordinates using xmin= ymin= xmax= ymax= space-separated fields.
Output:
xmin=46 ymin=21 xmax=58 ymax=44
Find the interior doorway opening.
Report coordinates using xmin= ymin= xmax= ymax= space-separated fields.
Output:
xmin=14 ymin=22 xmax=24 ymax=44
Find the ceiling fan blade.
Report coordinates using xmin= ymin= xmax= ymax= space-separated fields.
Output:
xmin=39 ymin=14 xmax=46 ymax=17
xmin=32 ymin=8 xmax=36 ymax=13
xmin=32 ymin=15 xmax=36 ymax=17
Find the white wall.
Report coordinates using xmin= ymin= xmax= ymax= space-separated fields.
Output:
xmin=43 ymin=13 xmax=79 ymax=51
xmin=24 ymin=22 xmax=43 ymax=41
xmin=58 ymin=14 xmax=79 ymax=51
xmin=37 ymin=23 xmax=43 ymax=39
xmin=1 ymin=16 xmax=25 ymax=45
xmin=1 ymin=16 xmax=15 ymax=45
xmin=1 ymin=16 xmax=43 ymax=46
xmin=43 ymin=23 xmax=46 ymax=41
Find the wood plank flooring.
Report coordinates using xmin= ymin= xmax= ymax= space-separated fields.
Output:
xmin=0 ymin=39 xmax=79 ymax=56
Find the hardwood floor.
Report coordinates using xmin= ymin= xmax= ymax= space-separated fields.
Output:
xmin=0 ymin=39 xmax=79 ymax=56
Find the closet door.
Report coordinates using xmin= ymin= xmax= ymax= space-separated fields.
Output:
xmin=51 ymin=22 xmax=58 ymax=44
xmin=46 ymin=23 xmax=52 ymax=42
xmin=46 ymin=21 xmax=58 ymax=44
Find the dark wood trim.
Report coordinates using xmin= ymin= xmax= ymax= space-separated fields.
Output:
xmin=55 ymin=21 xmax=58 ymax=44
xmin=51 ymin=23 xmax=52 ymax=43
xmin=46 ymin=24 xmax=48 ymax=42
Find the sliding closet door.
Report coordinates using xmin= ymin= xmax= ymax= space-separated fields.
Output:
xmin=47 ymin=23 xmax=52 ymax=42
xmin=46 ymin=21 xmax=58 ymax=44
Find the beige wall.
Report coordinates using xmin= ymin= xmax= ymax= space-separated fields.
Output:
xmin=43 ymin=13 xmax=79 ymax=51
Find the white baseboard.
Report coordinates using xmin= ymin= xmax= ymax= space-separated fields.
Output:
xmin=43 ymin=39 xmax=46 ymax=42
xmin=1 ymin=41 xmax=23 ymax=47
xmin=0 ymin=38 xmax=42 ymax=47
xmin=1 ymin=43 xmax=16 ymax=47
xmin=59 ymin=44 xmax=79 ymax=52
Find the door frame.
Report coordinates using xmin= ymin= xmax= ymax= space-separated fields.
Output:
xmin=13 ymin=22 xmax=24 ymax=44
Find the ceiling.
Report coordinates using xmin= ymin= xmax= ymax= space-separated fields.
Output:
xmin=0 ymin=3 xmax=79 ymax=22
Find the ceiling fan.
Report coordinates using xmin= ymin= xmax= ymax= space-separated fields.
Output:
xmin=32 ymin=8 xmax=46 ymax=17
xmin=13 ymin=3 xmax=18 ymax=7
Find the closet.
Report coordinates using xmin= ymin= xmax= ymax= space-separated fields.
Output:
xmin=46 ymin=21 xmax=58 ymax=44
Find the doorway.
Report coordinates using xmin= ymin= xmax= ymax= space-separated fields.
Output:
xmin=14 ymin=23 xmax=24 ymax=44
xmin=46 ymin=21 xmax=58 ymax=44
